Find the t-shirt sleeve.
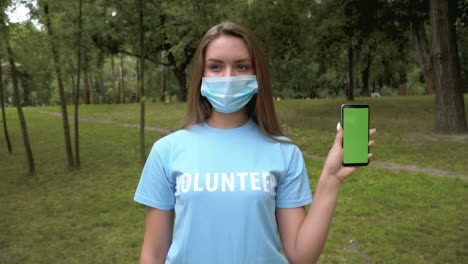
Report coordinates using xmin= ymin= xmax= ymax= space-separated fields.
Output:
xmin=134 ymin=142 xmax=175 ymax=210
xmin=275 ymin=146 xmax=312 ymax=208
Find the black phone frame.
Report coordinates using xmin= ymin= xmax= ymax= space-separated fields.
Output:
xmin=341 ymin=104 xmax=370 ymax=167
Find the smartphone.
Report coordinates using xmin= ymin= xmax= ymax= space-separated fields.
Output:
xmin=341 ymin=104 xmax=369 ymax=166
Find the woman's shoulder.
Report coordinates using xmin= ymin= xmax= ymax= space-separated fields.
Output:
xmin=152 ymin=124 xmax=204 ymax=148
xmin=154 ymin=127 xmax=194 ymax=144
xmin=267 ymin=134 xmax=304 ymax=157
xmin=272 ymin=135 xmax=293 ymax=143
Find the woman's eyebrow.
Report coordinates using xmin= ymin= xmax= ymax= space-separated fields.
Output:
xmin=205 ymin=58 xmax=251 ymax=63
xmin=206 ymin=58 xmax=223 ymax=63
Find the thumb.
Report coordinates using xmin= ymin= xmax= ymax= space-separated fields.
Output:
xmin=334 ymin=122 xmax=343 ymax=146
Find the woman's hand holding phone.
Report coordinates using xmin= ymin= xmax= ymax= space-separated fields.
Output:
xmin=321 ymin=105 xmax=376 ymax=184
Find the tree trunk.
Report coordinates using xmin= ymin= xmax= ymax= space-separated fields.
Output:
xmin=74 ymin=0 xmax=82 ymax=167
xmin=361 ymin=48 xmax=372 ymax=97
xmin=44 ymin=3 xmax=75 ymax=168
xmin=160 ymin=65 xmax=166 ymax=102
xmin=173 ymin=67 xmax=187 ymax=102
xmin=111 ymin=55 xmax=117 ymax=103
xmin=119 ymin=53 xmax=126 ymax=104
xmin=424 ymin=74 xmax=434 ymax=95
xmin=7 ymin=43 xmax=35 ymax=174
xmin=347 ymin=44 xmax=354 ymax=101
xmin=83 ymin=59 xmax=91 ymax=104
xmin=91 ymin=72 xmax=100 ymax=104
xmin=398 ymin=71 xmax=407 ymax=96
xmin=96 ymin=52 xmax=105 ymax=104
xmin=139 ymin=0 xmax=146 ymax=164
xmin=136 ymin=58 xmax=141 ymax=102
xmin=159 ymin=51 xmax=167 ymax=102
xmin=167 ymin=50 xmax=194 ymax=102
xmin=20 ymin=73 xmax=31 ymax=106
xmin=0 ymin=53 xmax=13 ymax=153
xmin=397 ymin=83 xmax=407 ymax=96
xmin=71 ymin=75 xmax=76 ymax=100
xmin=411 ymin=20 xmax=435 ymax=95
xmin=430 ymin=0 xmax=467 ymax=133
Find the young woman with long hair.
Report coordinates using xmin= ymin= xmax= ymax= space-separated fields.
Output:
xmin=134 ymin=21 xmax=376 ymax=264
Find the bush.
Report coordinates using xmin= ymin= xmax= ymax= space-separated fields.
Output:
xmin=380 ymin=85 xmax=397 ymax=96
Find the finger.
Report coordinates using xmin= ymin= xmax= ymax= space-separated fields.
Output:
xmin=368 ymin=153 xmax=374 ymax=161
xmin=369 ymin=128 xmax=377 ymax=137
xmin=334 ymin=124 xmax=343 ymax=146
xmin=341 ymin=166 xmax=357 ymax=179
xmin=368 ymin=140 xmax=375 ymax=148
xmin=336 ymin=122 xmax=341 ymax=132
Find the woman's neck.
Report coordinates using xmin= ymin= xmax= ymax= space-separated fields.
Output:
xmin=206 ymin=108 xmax=249 ymax=129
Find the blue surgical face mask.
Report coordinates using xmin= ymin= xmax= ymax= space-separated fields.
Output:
xmin=200 ymin=75 xmax=258 ymax=113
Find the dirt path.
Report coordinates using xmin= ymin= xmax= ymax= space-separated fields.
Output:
xmin=79 ymin=116 xmax=174 ymax=134
xmin=37 ymin=110 xmax=468 ymax=180
xmin=368 ymin=161 xmax=467 ymax=179
xmin=36 ymin=110 xmax=173 ymax=134
xmin=304 ymin=153 xmax=468 ymax=180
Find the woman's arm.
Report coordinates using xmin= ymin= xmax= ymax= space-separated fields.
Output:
xmin=277 ymin=128 xmax=376 ymax=264
xmin=276 ymin=175 xmax=341 ymax=264
xmin=140 ymin=207 xmax=174 ymax=264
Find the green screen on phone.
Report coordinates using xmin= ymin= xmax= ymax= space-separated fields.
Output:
xmin=342 ymin=105 xmax=369 ymax=166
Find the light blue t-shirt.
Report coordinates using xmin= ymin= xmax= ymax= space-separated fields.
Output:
xmin=134 ymin=120 xmax=312 ymax=263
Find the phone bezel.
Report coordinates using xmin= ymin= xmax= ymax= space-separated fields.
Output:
xmin=341 ymin=104 xmax=370 ymax=166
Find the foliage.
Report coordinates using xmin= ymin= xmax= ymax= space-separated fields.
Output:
xmin=406 ymin=64 xmax=428 ymax=95
xmin=4 ymin=0 xmax=467 ymax=104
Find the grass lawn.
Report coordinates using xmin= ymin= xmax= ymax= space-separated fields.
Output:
xmin=1 ymin=95 xmax=467 ymax=263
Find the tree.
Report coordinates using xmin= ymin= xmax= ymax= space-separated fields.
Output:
xmin=0 ymin=54 xmax=13 ymax=153
xmin=6 ymin=38 xmax=35 ymax=174
xmin=159 ymin=52 xmax=168 ymax=102
xmin=5 ymin=0 xmax=468 ymax=105
xmin=118 ymin=52 xmax=125 ymax=103
xmin=430 ymin=0 xmax=467 ymax=133
xmin=458 ymin=1 xmax=468 ymax=94
xmin=94 ymin=0 xmax=232 ymax=102
xmin=43 ymin=2 xmax=75 ymax=167
xmin=138 ymin=0 xmax=145 ymax=164
xmin=411 ymin=17 xmax=434 ymax=95
xmin=395 ymin=0 xmax=435 ymax=95
xmin=344 ymin=0 xmax=410 ymax=99
xmin=110 ymin=54 xmax=117 ymax=102
xmin=343 ymin=0 xmax=358 ymax=101
xmin=2 ymin=21 xmax=53 ymax=106
xmin=243 ymin=0 xmax=320 ymax=98
xmin=74 ymin=0 xmax=83 ymax=167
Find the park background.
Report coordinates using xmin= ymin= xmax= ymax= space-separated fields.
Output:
xmin=1 ymin=0 xmax=467 ymax=263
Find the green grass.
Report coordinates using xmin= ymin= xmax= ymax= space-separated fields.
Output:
xmin=318 ymin=165 xmax=467 ymax=263
xmin=38 ymin=95 xmax=468 ymax=174
xmin=1 ymin=95 xmax=467 ymax=263
xmin=0 ymin=109 xmax=159 ymax=263
xmin=37 ymin=101 xmax=187 ymax=130
xmin=274 ymin=95 xmax=468 ymax=174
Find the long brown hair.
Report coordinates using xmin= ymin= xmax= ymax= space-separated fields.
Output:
xmin=182 ymin=21 xmax=289 ymax=143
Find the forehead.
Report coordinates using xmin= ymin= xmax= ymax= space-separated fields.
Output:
xmin=205 ymin=35 xmax=251 ymax=61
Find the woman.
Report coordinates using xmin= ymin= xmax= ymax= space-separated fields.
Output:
xmin=134 ymin=21 xmax=376 ymax=264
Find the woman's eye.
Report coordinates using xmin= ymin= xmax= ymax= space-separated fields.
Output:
xmin=208 ymin=64 xmax=222 ymax=71
xmin=237 ymin=64 xmax=251 ymax=71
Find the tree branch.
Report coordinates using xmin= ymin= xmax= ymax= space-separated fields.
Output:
xmin=116 ymin=49 xmax=172 ymax=66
